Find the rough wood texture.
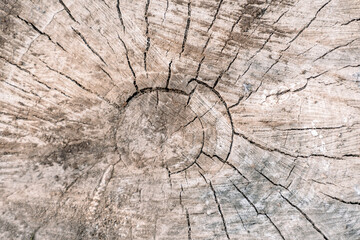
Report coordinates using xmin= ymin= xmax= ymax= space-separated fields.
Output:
xmin=1 ymin=0 xmax=360 ymax=239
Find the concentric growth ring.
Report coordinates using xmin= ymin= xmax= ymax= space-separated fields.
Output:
xmin=117 ymin=81 xmax=234 ymax=177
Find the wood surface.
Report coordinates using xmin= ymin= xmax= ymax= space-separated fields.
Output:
xmin=1 ymin=0 xmax=360 ymax=239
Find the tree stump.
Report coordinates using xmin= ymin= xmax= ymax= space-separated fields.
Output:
xmin=1 ymin=0 xmax=360 ymax=239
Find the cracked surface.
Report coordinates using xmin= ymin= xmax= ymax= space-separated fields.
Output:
xmin=1 ymin=0 xmax=360 ymax=239
xmin=117 ymin=89 xmax=202 ymax=173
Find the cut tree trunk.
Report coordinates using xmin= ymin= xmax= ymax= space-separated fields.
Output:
xmin=1 ymin=0 xmax=360 ymax=239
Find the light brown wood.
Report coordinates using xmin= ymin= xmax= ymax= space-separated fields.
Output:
xmin=1 ymin=0 xmax=360 ymax=239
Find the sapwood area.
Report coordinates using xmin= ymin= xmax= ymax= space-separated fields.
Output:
xmin=1 ymin=0 xmax=360 ymax=239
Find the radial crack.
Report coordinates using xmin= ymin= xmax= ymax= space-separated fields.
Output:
xmin=255 ymin=169 xmax=289 ymax=190
xmin=186 ymin=86 xmax=196 ymax=106
xmin=179 ymin=185 xmax=184 ymax=207
xmin=207 ymin=0 xmax=224 ymax=32
xmin=17 ymin=15 xmax=52 ymax=41
xmin=2 ymin=80 xmax=38 ymax=97
xmin=286 ymin=163 xmax=296 ymax=181
xmin=232 ymin=182 xmax=260 ymax=215
xmin=210 ymin=181 xmax=230 ymax=239
xmin=279 ymin=125 xmax=345 ymax=131
xmin=262 ymin=53 xmax=283 ymax=77
xmin=180 ymin=0 xmax=191 ymax=57
xmin=44 ymin=64 xmax=118 ymax=108
xmin=341 ymin=17 xmax=360 ymax=26
xmin=322 ymin=193 xmax=360 ymax=205
xmin=198 ymin=170 xmax=208 ymax=183
xmin=314 ymin=38 xmax=358 ymax=62
xmin=248 ymin=32 xmax=274 ymax=62
xmin=163 ymin=0 xmax=169 ymax=22
xmin=274 ymin=10 xmax=288 ymax=24
xmin=223 ymin=161 xmax=248 ymax=181
xmin=221 ymin=7 xmax=247 ymax=52
xmin=229 ymin=96 xmax=244 ymax=109
xmin=234 ymin=131 xmax=343 ymax=160
xmin=195 ymin=56 xmax=205 ymax=80
xmin=186 ymin=209 xmax=192 ymax=240
xmin=236 ymin=63 xmax=252 ymax=84
xmin=1 ymin=56 xmax=71 ymax=98
xmin=118 ymin=34 xmax=138 ymax=91
xmin=165 ymin=165 xmax=172 ymax=188
xmin=264 ymin=213 xmax=286 ymax=240
xmin=213 ymin=51 xmax=239 ymax=88
xmin=100 ymin=67 xmax=113 ymax=80
xmin=234 ymin=206 xmax=247 ymax=230
xmin=2 ymin=56 xmax=48 ymax=89
xmin=341 ymin=64 xmax=360 ymax=69
xmin=144 ymin=0 xmax=151 ymax=73
xmin=72 ymin=27 xmax=107 ymax=65
xmin=17 ymin=15 xmax=65 ymax=52
xmin=281 ymin=194 xmax=329 ymax=240
xmin=288 ymin=0 xmax=332 ymax=44
xmin=202 ymin=35 xmax=211 ymax=55
xmin=233 ymin=182 xmax=285 ymax=239
xmin=58 ymin=0 xmax=78 ymax=23
xmin=165 ymin=60 xmax=172 ymax=88
xmin=293 ymin=70 xmax=328 ymax=93
xmin=116 ymin=0 xmax=125 ymax=31
xmin=183 ymin=116 xmax=197 ymax=128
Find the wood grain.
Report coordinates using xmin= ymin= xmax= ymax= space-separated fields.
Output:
xmin=1 ymin=0 xmax=359 ymax=239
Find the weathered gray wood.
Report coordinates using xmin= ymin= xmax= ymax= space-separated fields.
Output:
xmin=1 ymin=0 xmax=360 ymax=239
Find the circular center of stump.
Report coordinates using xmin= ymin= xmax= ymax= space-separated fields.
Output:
xmin=116 ymin=90 xmax=203 ymax=173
